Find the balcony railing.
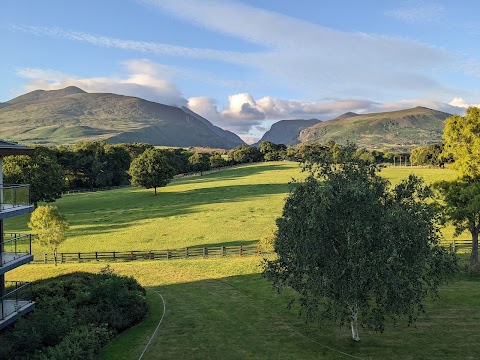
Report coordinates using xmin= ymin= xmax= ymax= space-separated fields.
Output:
xmin=0 ymin=184 xmax=31 ymax=211
xmin=1 ymin=233 xmax=33 ymax=266
xmin=1 ymin=281 xmax=34 ymax=321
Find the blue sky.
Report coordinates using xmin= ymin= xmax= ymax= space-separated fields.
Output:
xmin=2 ymin=0 xmax=480 ymax=143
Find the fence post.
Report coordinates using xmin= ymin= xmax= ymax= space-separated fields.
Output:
xmin=95 ymin=252 xmax=98 ymax=261
xmin=203 ymin=247 xmax=207 ymax=258
xmin=78 ymin=252 xmax=81 ymax=263
xmin=113 ymin=251 xmax=116 ymax=260
xmin=149 ymin=250 xmax=152 ymax=260
xmin=221 ymin=246 xmax=225 ymax=256
xmin=44 ymin=253 xmax=47 ymax=264
xmin=131 ymin=251 xmax=134 ymax=261
xmin=61 ymin=253 xmax=65 ymax=263
xmin=453 ymin=239 xmax=456 ymax=252
xmin=185 ymin=247 xmax=189 ymax=258
xmin=239 ymin=245 xmax=243 ymax=256
xmin=167 ymin=250 xmax=171 ymax=260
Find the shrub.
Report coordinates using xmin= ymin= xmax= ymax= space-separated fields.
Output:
xmin=0 ymin=272 xmax=148 ymax=360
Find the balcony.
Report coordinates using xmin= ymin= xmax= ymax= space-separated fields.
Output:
xmin=0 ymin=233 xmax=33 ymax=275
xmin=0 ymin=184 xmax=33 ymax=220
xmin=0 ymin=281 xmax=35 ymax=330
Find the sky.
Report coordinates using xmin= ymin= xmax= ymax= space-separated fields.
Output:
xmin=2 ymin=0 xmax=480 ymax=143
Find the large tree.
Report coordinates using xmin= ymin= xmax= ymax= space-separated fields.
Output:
xmin=443 ymin=107 xmax=480 ymax=178
xmin=436 ymin=178 xmax=480 ymax=269
xmin=263 ymin=161 xmax=457 ymax=341
xmin=129 ymin=148 xmax=175 ymax=194
xmin=3 ymin=146 xmax=66 ymax=206
xmin=438 ymin=107 xmax=480 ymax=269
xmin=188 ymin=152 xmax=211 ymax=175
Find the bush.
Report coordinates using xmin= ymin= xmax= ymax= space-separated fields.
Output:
xmin=0 ymin=272 xmax=148 ymax=360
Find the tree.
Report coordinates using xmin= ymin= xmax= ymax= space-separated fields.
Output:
xmin=442 ymin=107 xmax=480 ymax=178
xmin=435 ymin=178 xmax=480 ymax=269
xmin=3 ymin=146 xmax=66 ymax=206
xmin=188 ymin=152 xmax=211 ymax=175
xmin=129 ymin=148 xmax=175 ymax=194
xmin=209 ymin=152 xmax=226 ymax=168
xmin=28 ymin=205 xmax=69 ymax=266
xmin=438 ymin=107 xmax=480 ymax=269
xmin=263 ymin=161 xmax=456 ymax=341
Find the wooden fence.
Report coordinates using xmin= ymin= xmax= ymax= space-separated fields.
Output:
xmin=32 ymin=240 xmax=473 ymax=265
xmin=35 ymin=244 xmax=264 ymax=264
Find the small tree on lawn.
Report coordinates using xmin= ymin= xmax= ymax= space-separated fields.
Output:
xmin=28 ymin=205 xmax=69 ymax=266
xmin=129 ymin=148 xmax=175 ymax=195
xmin=263 ymin=160 xmax=457 ymax=341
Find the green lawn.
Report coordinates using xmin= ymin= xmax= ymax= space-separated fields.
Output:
xmin=6 ymin=163 xmax=478 ymax=359
xmin=5 ymin=162 xmax=465 ymax=258
xmin=8 ymin=256 xmax=480 ymax=360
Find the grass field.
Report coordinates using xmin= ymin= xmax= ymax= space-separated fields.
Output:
xmin=4 ymin=162 xmax=465 ymax=258
xmin=5 ymin=162 xmax=479 ymax=359
xmin=8 ymin=256 xmax=480 ymax=360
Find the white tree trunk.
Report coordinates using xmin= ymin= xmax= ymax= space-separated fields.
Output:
xmin=350 ymin=305 xmax=360 ymax=341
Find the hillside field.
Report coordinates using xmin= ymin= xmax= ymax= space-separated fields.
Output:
xmin=6 ymin=162 xmax=479 ymax=359
xmin=4 ymin=162 xmax=464 ymax=257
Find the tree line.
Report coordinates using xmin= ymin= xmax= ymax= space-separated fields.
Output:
xmin=3 ymin=139 xmax=400 ymax=204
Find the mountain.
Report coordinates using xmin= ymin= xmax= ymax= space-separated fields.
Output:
xmin=0 ymin=87 xmax=245 ymax=149
xmin=256 ymin=119 xmax=321 ymax=146
xmin=298 ymin=107 xmax=452 ymax=150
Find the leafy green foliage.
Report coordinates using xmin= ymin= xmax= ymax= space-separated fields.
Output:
xmin=28 ymin=205 xmax=69 ymax=265
xmin=263 ymin=160 xmax=457 ymax=340
xmin=411 ymin=143 xmax=451 ymax=166
xmin=188 ymin=152 xmax=211 ymax=174
xmin=228 ymin=144 xmax=262 ymax=164
xmin=129 ymin=148 xmax=175 ymax=194
xmin=0 ymin=272 xmax=147 ymax=360
xmin=435 ymin=178 xmax=480 ymax=269
xmin=443 ymin=107 xmax=480 ymax=178
xmin=259 ymin=141 xmax=287 ymax=161
xmin=3 ymin=146 xmax=66 ymax=205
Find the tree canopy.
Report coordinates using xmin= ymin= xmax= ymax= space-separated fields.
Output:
xmin=436 ymin=178 xmax=480 ymax=269
xmin=263 ymin=160 xmax=457 ymax=341
xmin=443 ymin=107 xmax=480 ymax=178
xmin=3 ymin=146 xmax=66 ymax=206
xmin=128 ymin=148 xmax=175 ymax=194
xmin=28 ymin=205 xmax=69 ymax=265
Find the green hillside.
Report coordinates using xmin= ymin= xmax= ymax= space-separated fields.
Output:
xmin=0 ymin=87 xmax=244 ymax=148
xmin=299 ymin=107 xmax=452 ymax=150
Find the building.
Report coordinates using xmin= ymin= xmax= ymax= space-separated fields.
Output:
xmin=0 ymin=140 xmax=35 ymax=330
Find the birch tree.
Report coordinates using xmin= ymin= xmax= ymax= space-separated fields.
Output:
xmin=263 ymin=161 xmax=457 ymax=341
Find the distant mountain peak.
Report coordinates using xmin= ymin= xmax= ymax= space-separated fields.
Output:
xmin=0 ymin=87 xmax=245 ymax=148
xmin=334 ymin=112 xmax=359 ymax=120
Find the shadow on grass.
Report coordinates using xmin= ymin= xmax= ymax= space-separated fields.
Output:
xmin=65 ymin=182 xmax=289 ymax=237
xmin=175 ymin=163 xmax=298 ymax=185
xmin=100 ymin=270 xmax=480 ymax=360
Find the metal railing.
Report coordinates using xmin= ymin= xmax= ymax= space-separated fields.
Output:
xmin=1 ymin=233 xmax=33 ymax=266
xmin=0 ymin=184 xmax=31 ymax=211
xmin=1 ymin=281 xmax=33 ymax=320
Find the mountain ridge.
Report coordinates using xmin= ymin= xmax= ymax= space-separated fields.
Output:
xmin=0 ymin=87 xmax=244 ymax=148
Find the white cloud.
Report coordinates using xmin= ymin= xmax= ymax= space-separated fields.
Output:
xmin=6 ymin=0 xmax=471 ymax=101
xmin=385 ymin=1 xmax=445 ymax=23
xmin=7 ymin=24 xmax=248 ymax=62
xmin=448 ymin=97 xmax=480 ymax=109
xmin=16 ymin=60 xmax=187 ymax=107
xmin=13 ymin=61 xmax=471 ymax=138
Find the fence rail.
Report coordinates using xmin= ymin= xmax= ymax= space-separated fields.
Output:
xmin=30 ymin=239 xmax=473 ymax=265
xmin=36 ymin=244 xmax=264 ymax=264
